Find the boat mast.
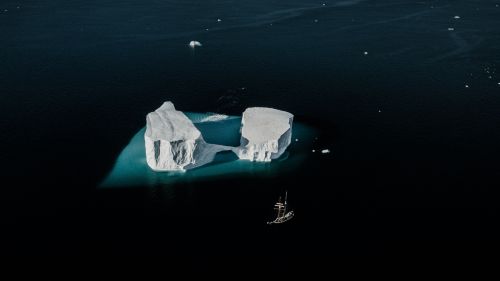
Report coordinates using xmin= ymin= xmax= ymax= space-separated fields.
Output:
xmin=284 ymin=191 xmax=288 ymax=213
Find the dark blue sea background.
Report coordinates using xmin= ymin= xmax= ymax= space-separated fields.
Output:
xmin=2 ymin=0 xmax=500 ymax=259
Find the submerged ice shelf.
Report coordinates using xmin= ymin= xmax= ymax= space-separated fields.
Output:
xmin=100 ymin=111 xmax=317 ymax=187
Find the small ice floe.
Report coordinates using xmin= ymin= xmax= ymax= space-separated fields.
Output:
xmin=189 ymin=41 xmax=202 ymax=48
xmin=378 ymin=109 xmax=382 ymax=113
xmin=217 ymin=18 xmax=222 ymax=22
xmin=322 ymin=3 xmax=326 ymax=6
xmin=465 ymin=84 xmax=469 ymax=88
xmin=497 ymin=82 xmax=500 ymax=85
xmin=363 ymin=51 xmax=368 ymax=55
xmin=448 ymin=27 xmax=455 ymax=31
xmin=314 ymin=19 xmax=318 ymax=23
xmin=454 ymin=15 xmax=461 ymax=19
xmin=199 ymin=113 xmax=229 ymax=123
xmin=312 ymin=150 xmax=316 ymax=153
xmin=321 ymin=149 xmax=330 ymax=154
xmin=295 ymin=138 xmax=299 ymax=142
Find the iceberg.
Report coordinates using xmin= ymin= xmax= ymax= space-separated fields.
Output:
xmin=100 ymin=110 xmax=316 ymax=188
xmin=237 ymin=107 xmax=293 ymax=162
xmin=145 ymin=103 xmax=295 ymax=171
xmin=144 ymin=102 xmax=230 ymax=171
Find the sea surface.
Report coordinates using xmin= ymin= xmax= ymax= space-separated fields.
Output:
xmin=2 ymin=0 xmax=500 ymax=259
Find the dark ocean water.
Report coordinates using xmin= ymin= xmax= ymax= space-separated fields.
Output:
xmin=2 ymin=0 xmax=500 ymax=259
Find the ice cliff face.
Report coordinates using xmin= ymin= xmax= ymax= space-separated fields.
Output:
xmin=145 ymin=102 xmax=229 ymax=171
xmin=145 ymin=102 xmax=294 ymax=171
xmin=237 ymin=107 xmax=293 ymax=162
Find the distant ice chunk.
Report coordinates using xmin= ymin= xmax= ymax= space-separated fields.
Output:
xmin=454 ymin=15 xmax=461 ymax=19
xmin=144 ymin=102 xmax=229 ymax=171
xmin=237 ymin=107 xmax=293 ymax=162
xmin=189 ymin=41 xmax=202 ymax=48
xmin=321 ymin=149 xmax=330 ymax=154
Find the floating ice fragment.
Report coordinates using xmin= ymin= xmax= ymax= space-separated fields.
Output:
xmin=321 ymin=149 xmax=330 ymax=154
xmin=189 ymin=41 xmax=202 ymax=48
xmin=448 ymin=27 xmax=455 ymax=31
xmin=312 ymin=150 xmax=316 ymax=152
xmin=314 ymin=19 xmax=318 ymax=23
xmin=454 ymin=15 xmax=461 ymax=19
xmin=199 ymin=113 xmax=229 ymax=123
xmin=363 ymin=51 xmax=368 ymax=55
xmin=465 ymin=84 xmax=469 ymax=88
xmin=217 ymin=18 xmax=222 ymax=22
xmin=295 ymin=138 xmax=299 ymax=142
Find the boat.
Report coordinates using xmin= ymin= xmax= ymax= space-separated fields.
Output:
xmin=267 ymin=191 xmax=294 ymax=224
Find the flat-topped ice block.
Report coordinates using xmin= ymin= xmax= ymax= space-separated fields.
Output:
xmin=237 ymin=107 xmax=293 ymax=162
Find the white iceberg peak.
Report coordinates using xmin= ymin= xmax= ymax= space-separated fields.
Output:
xmin=144 ymin=102 xmax=229 ymax=171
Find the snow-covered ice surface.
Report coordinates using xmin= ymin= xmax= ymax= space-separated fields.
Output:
xmin=100 ymin=111 xmax=316 ymax=188
xmin=237 ymin=107 xmax=293 ymax=162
